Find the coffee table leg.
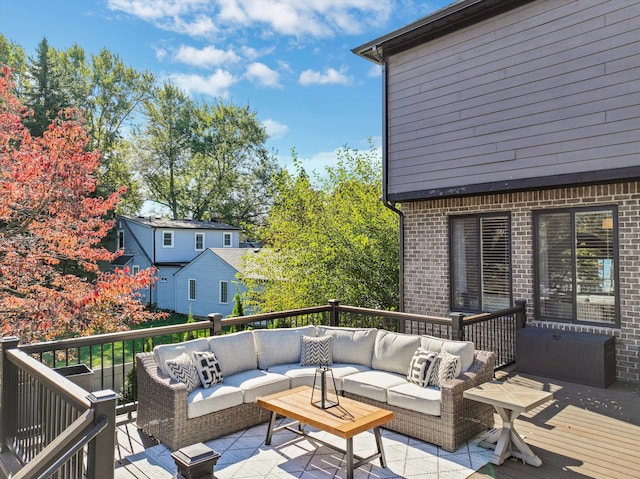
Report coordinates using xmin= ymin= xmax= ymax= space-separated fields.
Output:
xmin=265 ymin=411 xmax=277 ymax=445
xmin=374 ymin=427 xmax=387 ymax=467
xmin=346 ymin=437 xmax=354 ymax=479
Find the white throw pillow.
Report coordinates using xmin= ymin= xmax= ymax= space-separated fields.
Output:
xmin=407 ymin=348 xmax=438 ymax=388
xmin=192 ymin=351 xmax=224 ymax=388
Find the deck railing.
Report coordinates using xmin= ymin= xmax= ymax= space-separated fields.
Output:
xmin=0 ymin=300 xmax=525 ymax=477
xmin=1 ymin=337 xmax=118 ymax=479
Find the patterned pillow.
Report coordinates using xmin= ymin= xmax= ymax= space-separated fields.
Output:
xmin=429 ymin=350 xmax=460 ymax=388
xmin=192 ymin=351 xmax=224 ymax=388
xmin=165 ymin=352 xmax=200 ymax=392
xmin=299 ymin=335 xmax=333 ymax=366
xmin=407 ymin=348 xmax=438 ymax=388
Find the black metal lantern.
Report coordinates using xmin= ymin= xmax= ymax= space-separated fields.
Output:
xmin=311 ymin=367 xmax=340 ymax=409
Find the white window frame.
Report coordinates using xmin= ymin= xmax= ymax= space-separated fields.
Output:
xmin=132 ymin=265 xmax=139 ymax=275
xmin=223 ymin=232 xmax=232 ymax=247
xmin=188 ymin=279 xmax=197 ymax=301
xmin=162 ymin=231 xmax=174 ymax=248
xmin=195 ymin=232 xmax=205 ymax=251
xmin=219 ymin=281 xmax=229 ymax=304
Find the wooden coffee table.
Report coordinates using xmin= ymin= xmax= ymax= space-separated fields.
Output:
xmin=464 ymin=381 xmax=553 ymax=467
xmin=257 ymin=386 xmax=393 ymax=479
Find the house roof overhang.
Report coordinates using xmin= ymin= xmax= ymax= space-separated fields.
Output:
xmin=352 ymin=0 xmax=536 ymax=63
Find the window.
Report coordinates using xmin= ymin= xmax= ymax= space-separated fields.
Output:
xmin=450 ymin=214 xmax=511 ymax=312
xmin=132 ymin=265 xmax=139 ymax=275
xmin=162 ymin=231 xmax=174 ymax=248
xmin=535 ymin=207 xmax=617 ymax=325
xmin=188 ymin=279 xmax=196 ymax=301
xmin=223 ymin=232 xmax=232 ymax=247
xmin=117 ymin=230 xmax=124 ymax=250
xmin=195 ymin=232 xmax=205 ymax=251
xmin=219 ymin=281 xmax=228 ymax=304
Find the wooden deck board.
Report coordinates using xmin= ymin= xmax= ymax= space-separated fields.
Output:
xmin=114 ymin=371 xmax=640 ymax=479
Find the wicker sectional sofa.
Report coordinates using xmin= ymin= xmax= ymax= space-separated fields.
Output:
xmin=136 ymin=326 xmax=495 ymax=452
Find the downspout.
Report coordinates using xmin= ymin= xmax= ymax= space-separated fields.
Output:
xmin=372 ymin=46 xmax=405 ymax=312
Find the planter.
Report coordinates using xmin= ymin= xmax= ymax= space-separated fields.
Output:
xmin=53 ymin=364 xmax=94 ymax=392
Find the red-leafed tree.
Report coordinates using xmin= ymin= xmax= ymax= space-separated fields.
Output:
xmin=0 ymin=67 xmax=163 ymax=343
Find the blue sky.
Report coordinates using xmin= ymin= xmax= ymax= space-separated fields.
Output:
xmin=0 ymin=0 xmax=450 ymax=174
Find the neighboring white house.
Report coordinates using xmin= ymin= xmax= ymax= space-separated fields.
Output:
xmin=113 ymin=215 xmax=257 ymax=317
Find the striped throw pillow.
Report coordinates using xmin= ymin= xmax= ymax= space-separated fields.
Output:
xmin=429 ymin=350 xmax=459 ymax=388
xmin=166 ymin=352 xmax=200 ymax=392
xmin=299 ymin=335 xmax=333 ymax=366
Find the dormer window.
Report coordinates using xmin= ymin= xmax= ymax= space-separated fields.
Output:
xmin=117 ymin=230 xmax=124 ymax=250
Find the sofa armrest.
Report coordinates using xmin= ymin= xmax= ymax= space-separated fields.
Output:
xmin=439 ymin=350 xmax=496 ymax=420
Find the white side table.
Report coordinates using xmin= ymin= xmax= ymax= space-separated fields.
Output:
xmin=464 ymin=381 xmax=553 ymax=467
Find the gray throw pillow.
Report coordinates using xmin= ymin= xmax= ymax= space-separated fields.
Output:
xmin=429 ymin=350 xmax=459 ymax=388
xmin=299 ymin=335 xmax=333 ymax=366
xmin=166 ymin=352 xmax=200 ymax=392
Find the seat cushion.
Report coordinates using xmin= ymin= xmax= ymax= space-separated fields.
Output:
xmin=187 ymin=384 xmax=243 ymax=418
xmin=316 ymin=327 xmax=377 ymax=367
xmin=372 ymin=330 xmax=421 ymax=375
xmin=267 ymin=363 xmax=319 ymax=388
xmin=153 ymin=338 xmax=210 ymax=376
xmin=341 ymin=370 xmax=407 ymax=403
xmin=208 ymin=331 xmax=257 ymax=377
xmin=223 ymin=369 xmax=290 ymax=403
xmin=387 ymin=382 xmax=442 ymax=416
xmin=252 ymin=326 xmax=316 ymax=369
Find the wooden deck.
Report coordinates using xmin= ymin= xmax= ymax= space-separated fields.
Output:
xmin=114 ymin=370 xmax=640 ymax=479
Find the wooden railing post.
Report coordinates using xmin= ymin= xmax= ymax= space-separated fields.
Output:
xmin=1 ymin=336 xmax=19 ymax=453
xmin=328 ymin=300 xmax=340 ymax=327
xmin=449 ymin=313 xmax=465 ymax=341
xmin=515 ymin=299 xmax=527 ymax=329
xmin=208 ymin=313 xmax=223 ymax=336
xmin=86 ymin=390 xmax=119 ymax=479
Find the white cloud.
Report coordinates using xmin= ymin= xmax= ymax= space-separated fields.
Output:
xmin=169 ymin=70 xmax=237 ymax=97
xmin=108 ymin=0 xmax=394 ymax=39
xmin=368 ymin=64 xmax=382 ymax=78
xmin=262 ymin=118 xmax=288 ymax=139
xmin=155 ymin=47 xmax=168 ymax=62
xmin=246 ymin=62 xmax=281 ymax=88
xmin=174 ymin=45 xmax=240 ymax=68
xmin=298 ymin=67 xmax=352 ymax=86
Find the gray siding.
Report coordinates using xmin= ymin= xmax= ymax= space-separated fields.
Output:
xmin=174 ymin=251 xmax=242 ymax=317
xmin=154 ymin=229 xmax=239 ymax=263
xmin=386 ymin=0 xmax=640 ymax=198
xmin=155 ymin=265 xmax=180 ymax=310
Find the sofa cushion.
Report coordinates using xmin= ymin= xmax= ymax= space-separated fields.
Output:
xmin=342 ymin=370 xmax=407 ymax=403
xmin=429 ymin=350 xmax=459 ymax=388
xmin=372 ymin=330 xmax=422 ymax=376
xmin=316 ymin=327 xmax=377 ymax=367
xmin=154 ymin=337 xmax=210 ymax=376
xmin=420 ymin=335 xmax=475 ymax=376
xmin=299 ymin=335 xmax=333 ymax=366
xmin=267 ymin=364 xmax=319 ymax=389
xmin=208 ymin=331 xmax=257 ymax=377
xmin=187 ymin=384 xmax=243 ymax=418
xmin=165 ymin=353 xmax=200 ymax=393
xmin=387 ymin=383 xmax=442 ymax=416
xmin=223 ymin=369 xmax=290 ymax=403
xmin=192 ymin=351 xmax=223 ymax=388
xmin=407 ymin=348 xmax=438 ymax=388
xmin=252 ymin=326 xmax=316 ymax=369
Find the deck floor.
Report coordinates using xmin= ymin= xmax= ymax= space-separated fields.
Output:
xmin=114 ymin=370 xmax=640 ymax=479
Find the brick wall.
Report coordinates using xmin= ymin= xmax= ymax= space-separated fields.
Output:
xmin=402 ymin=182 xmax=640 ymax=381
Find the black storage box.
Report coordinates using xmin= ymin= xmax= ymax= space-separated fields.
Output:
xmin=516 ymin=328 xmax=615 ymax=388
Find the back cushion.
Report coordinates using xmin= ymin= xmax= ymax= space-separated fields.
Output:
xmin=372 ymin=330 xmax=421 ymax=375
xmin=316 ymin=327 xmax=377 ymax=367
xmin=154 ymin=338 xmax=210 ymax=376
xmin=208 ymin=331 xmax=257 ymax=377
xmin=420 ymin=335 xmax=475 ymax=376
xmin=252 ymin=326 xmax=316 ymax=369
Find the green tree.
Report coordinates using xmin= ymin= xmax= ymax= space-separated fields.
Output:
xmin=23 ymin=37 xmax=68 ymax=137
xmin=241 ymin=144 xmax=399 ymax=312
xmin=0 ymin=34 xmax=27 ymax=92
xmin=230 ymin=289 xmax=245 ymax=317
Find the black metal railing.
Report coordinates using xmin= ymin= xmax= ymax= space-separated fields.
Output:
xmin=1 ymin=337 xmax=118 ymax=479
